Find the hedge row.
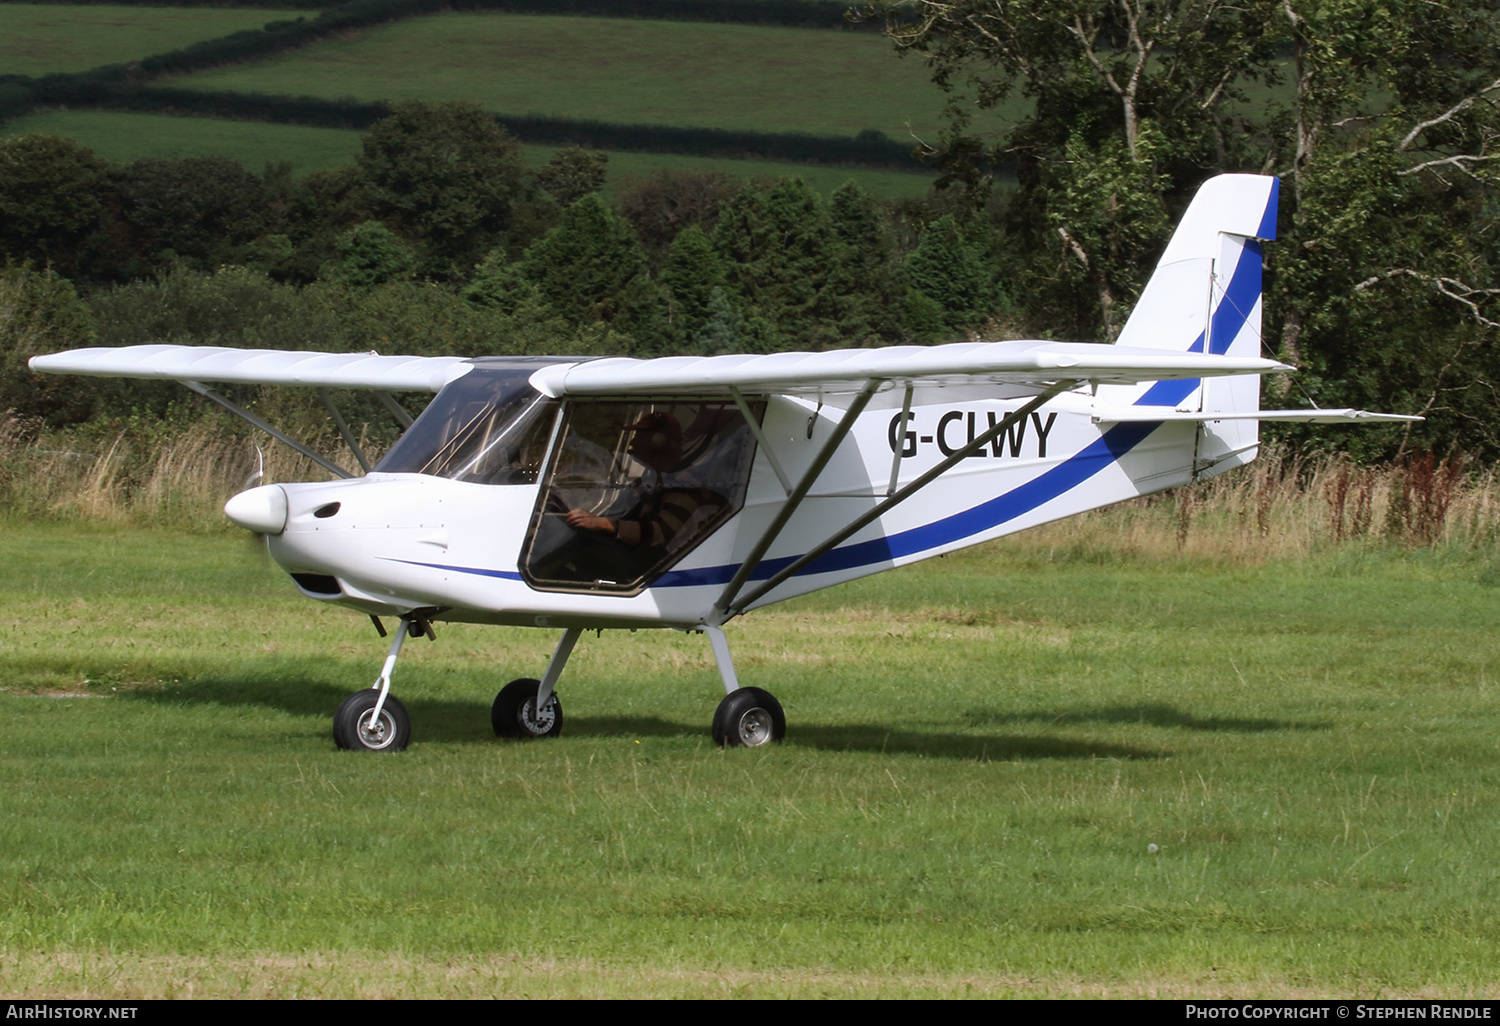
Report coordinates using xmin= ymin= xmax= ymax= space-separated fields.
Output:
xmin=12 ymin=0 xmax=866 ymax=29
xmin=6 ymin=0 xmax=914 ymax=169
xmin=34 ymin=83 xmax=921 ymax=168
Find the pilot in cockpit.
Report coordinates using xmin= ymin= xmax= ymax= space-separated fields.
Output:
xmin=565 ymin=411 xmax=714 ymax=550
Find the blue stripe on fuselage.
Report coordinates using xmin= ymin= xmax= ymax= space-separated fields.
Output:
xmin=385 ymin=421 xmax=1162 ymax=591
xmin=1130 ymin=238 xmax=1263 ymax=409
xmin=653 ymin=420 xmax=1159 ymax=588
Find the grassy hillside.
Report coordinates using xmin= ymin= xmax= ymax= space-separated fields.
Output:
xmin=168 ymin=11 xmax=957 ymax=142
xmin=2 ymin=109 xmax=365 ymax=172
xmin=0 ymin=108 xmax=935 ymax=196
xmin=2 ymin=6 xmax=946 ymax=193
xmin=0 ymin=3 xmax=276 ymax=75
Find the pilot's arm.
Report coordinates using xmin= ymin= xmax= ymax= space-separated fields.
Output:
xmin=565 ymin=508 xmax=651 ymax=545
xmin=566 ymin=509 xmax=619 ymax=538
xmin=568 ymin=488 xmax=710 ymax=548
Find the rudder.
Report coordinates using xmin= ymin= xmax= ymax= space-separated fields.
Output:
xmin=1099 ymin=174 xmax=1280 ymax=475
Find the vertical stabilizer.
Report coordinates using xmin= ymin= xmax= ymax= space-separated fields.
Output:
xmin=1098 ymin=174 xmax=1279 ymax=476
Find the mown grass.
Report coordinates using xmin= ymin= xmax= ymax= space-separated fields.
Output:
xmin=169 ymin=11 xmax=977 ymax=142
xmin=2 ymin=512 xmax=1498 ymax=997
xmin=0 ymin=109 xmax=935 ymax=197
xmin=0 ymin=3 xmax=276 ymax=76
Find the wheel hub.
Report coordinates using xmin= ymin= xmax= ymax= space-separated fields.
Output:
xmin=736 ymin=707 xmax=773 ymax=746
xmin=358 ymin=711 xmax=395 ymax=749
xmin=520 ymin=696 xmax=558 ymax=735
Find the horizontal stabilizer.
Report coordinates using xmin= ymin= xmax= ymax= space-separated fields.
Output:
xmin=1092 ymin=406 xmax=1421 ymax=424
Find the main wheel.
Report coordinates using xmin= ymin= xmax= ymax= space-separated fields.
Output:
xmin=492 ymin=677 xmax=563 ymax=739
xmin=712 ymin=687 xmax=785 ymax=748
xmin=333 ymin=690 xmax=411 ymax=752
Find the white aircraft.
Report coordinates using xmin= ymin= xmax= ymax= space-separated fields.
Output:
xmin=30 ymin=174 xmax=1414 ymax=752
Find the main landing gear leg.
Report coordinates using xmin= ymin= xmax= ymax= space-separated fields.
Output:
xmin=493 ymin=626 xmax=577 ymax=739
xmin=705 ymin=625 xmax=785 ymax=748
xmin=334 ymin=616 xmax=414 ymax=752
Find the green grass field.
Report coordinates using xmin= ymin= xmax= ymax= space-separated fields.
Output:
xmin=2 ymin=8 xmax=945 ymax=195
xmin=1 ymin=109 xmax=365 ymax=173
xmin=0 ymin=108 xmax=935 ymax=196
xmin=0 ymin=3 xmax=276 ymax=76
xmin=3 ymin=521 xmax=1498 ymax=997
xmin=169 ymin=12 xmax=954 ymax=141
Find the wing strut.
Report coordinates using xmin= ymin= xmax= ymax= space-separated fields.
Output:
xmin=730 ymin=386 xmax=792 ymax=495
xmin=376 ymin=391 xmax=415 ymax=429
xmin=710 ymin=380 xmax=882 ymax=623
xmin=181 ymin=380 xmax=356 ymax=479
xmin=320 ymin=388 xmax=371 ymax=473
xmin=710 ymin=379 xmax=1079 ymax=624
xmin=886 ymin=384 xmax=915 ymax=497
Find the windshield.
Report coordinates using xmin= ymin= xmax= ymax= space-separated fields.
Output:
xmin=374 ymin=361 xmax=562 ymax=485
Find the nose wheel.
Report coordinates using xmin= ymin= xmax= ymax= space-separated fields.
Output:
xmin=334 ymin=615 xmax=424 ymax=752
xmin=334 ymin=689 xmax=411 ymax=751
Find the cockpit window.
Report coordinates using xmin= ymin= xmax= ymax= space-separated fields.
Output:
xmin=374 ymin=363 xmax=560 ymax=485
xmin=522 ymin=399 xmax=761 ymax=594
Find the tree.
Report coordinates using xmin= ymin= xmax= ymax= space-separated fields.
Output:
xmin=712 ymin=177 xmax=842 ymax=349
xmin=658 ymin=224 xmax=729 ymax=344
xmin=904 ymin=213 xmax=998 ymax=338
xmin=866 ymin=0 xmax=1276 ymax=180
xmin=0 ymin=266 xmax=96 ymax=425
xmin=692 ymin=286 xmax=750 ymax=355
xmin=276 ymin=165 xmax=374 ymax=285
xmin=1267 ymin=0 xmax=1500 ymax=456
xmin=114 ymin=156 xmax=270 ymax=274
xmin=825 ymin=180 xmax=908 ymax=344
xmin=520 ymin=194 xmax=662 ymax=346
xmin=535 ymin=148 xmax=609 ymax=208
xmin=0 ymin=135 xmax=112 ymax=277
xmin=325 ymin=221 xmax=417 ymax=288
xmin=863 ymin=0 xmax=1277 ymax=337
xmin=617 ymin=168 xmax=741 ymax=261
xmin=357 ymin=101 xmax=530 ymax=280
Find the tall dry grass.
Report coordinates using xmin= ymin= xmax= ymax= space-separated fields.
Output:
xmin=0 ymin=414 xmax=367 ymax=529
xmin=3 ymin=417 xmax=1496 ymax=558
xmin=1025 ymin=445 xmax=1500 ymax=562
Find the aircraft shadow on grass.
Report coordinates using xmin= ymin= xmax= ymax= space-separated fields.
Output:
xmin=963 ymin=703 xmax=1332 ymax=734
xmin=123 ymin=675 xmax=1180 ymax=761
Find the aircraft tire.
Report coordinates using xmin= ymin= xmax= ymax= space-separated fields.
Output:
xmin=333 ymin=690 xmax=411 ymax=752
xmin=492 ymin=678 xmax=563 ymax=739
xmin=712 ymin=687 xmax=786 ymax=748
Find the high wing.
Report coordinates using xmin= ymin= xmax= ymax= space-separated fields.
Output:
xmin=29 ymin=340 xmax=1410 ymax=443
xmin=32 ymin=340 xmax=1284 ymax=396
xmin=528 ymin=343 xmax=1418 ymax=424
xmin=27 ymin=344 xmax=473 ymax=392
xmin=28 ymin=344 xmax=481 ymax=478
xmin=527 ymin=339 xmax=1291 ymax=398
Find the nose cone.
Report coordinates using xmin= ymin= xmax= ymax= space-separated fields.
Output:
xmin=225 ymin=484 xmax=288 ymax=535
